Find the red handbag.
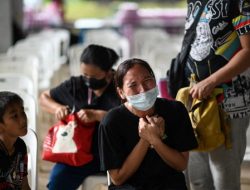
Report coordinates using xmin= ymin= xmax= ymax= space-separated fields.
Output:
xmin=42 ymin=113 xmax=95 ymax=166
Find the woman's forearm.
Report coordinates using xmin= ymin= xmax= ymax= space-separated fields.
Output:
xmin=151 ymin=138 xmax=189 ymax=171
xmin=39 ymin=90 xmax=64 ymax=114
xmin=208 ymin=34 xmax=250 ymax=87
xmin=93 ymin=110 xmax=107 ymax=122
xmin=109 ymin=139 xmax=150 ymax=186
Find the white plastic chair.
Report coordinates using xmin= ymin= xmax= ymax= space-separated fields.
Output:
xmin=29 ymin=29 xmax=70 ymax=69
xmin=84 ymin=29 xmax=120 ymax=43
xmin=69 ymin=44 xmax=88 ymax=76
xmin=52 ymin=28 xmax=70 ymax=65
xmin=28 ymin=33 xmax=61 ymax=70
xmin=132 ymin=28 xmax=169 ymax=57
xmin=79 ymin=171 xmax=111 ymax=190
xmin=84 ymin=29 xmax=130 ymax=60
xmin=0 ymin=73 xmax=35 ymax=98
xmin=107 ymin=171 xmax=111 ymax=186
xmin=8 ymin=38 xmax=54 ymax=89
xmin=81 ymin=173 xmax=108 ymax=190
xmin=20 ymin=91 xmax=37 ymax=132
xmin=39 ymin=28 xmax=70 ymax=65
xmin=0 ymin=55 xmax=39 ymax=99
xmin=148 ymin=50 xmax=176 ymax=81
xmin=21 ymin=128 xmax=38 ymax=190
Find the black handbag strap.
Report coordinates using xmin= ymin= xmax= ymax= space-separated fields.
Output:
xmin=71 ymin=77 xmax=77 ymax=113
xmin=179 ymin=1 xmax=208 ymax=63
xmin=71 ymin=77 xmax=92 ymax=113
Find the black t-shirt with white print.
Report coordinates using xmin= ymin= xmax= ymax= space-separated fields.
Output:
xmin=184 ymin=0 xmax=250 ymax=119
xmin=0 ymin=138 xmax=28 ymax=190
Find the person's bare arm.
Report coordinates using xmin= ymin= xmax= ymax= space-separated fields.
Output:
xmin=108 ymin=138 xmax=150 ymax=186
xmin=39 ymin=90 xmax=69 ymax=120
xmin=21 ymin=176 xmax=31 ymax=190
xmin=150 ymin=139 xmax=189 ymax=171
xmin=190 ymin=33 xmax=250 ymax=99
xmin=77 ymin=109 xmax=107 ymax=122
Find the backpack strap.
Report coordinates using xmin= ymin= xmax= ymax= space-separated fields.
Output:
xmin=179 ymin=0 xmax=208 ymax=63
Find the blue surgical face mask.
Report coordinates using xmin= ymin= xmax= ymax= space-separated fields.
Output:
xmin=126 ymin=87 xmax=159 ymax=111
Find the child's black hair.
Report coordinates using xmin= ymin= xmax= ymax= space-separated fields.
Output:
xmin=0 ymin=91 xmax=23 ymax=123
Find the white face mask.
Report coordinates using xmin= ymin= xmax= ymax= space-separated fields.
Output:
xmin=126 ymin=87 xmax=159 ymax=111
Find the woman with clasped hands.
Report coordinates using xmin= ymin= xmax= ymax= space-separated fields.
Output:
xmin=99 ymin=58 xmax=198 ymax=190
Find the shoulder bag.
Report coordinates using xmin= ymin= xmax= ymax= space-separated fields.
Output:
xmin=166 ymin=1 xmax=207 ymax=98
xmin=176 ymin=74 xmax=232 ymax=151
xmin=42 ymin=113 xmax=95 ymax=166
xmin=42 ymin=79 xmax=96 ymax=166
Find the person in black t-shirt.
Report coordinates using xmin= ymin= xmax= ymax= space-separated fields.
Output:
xmin=39 ymin=44 xmax=121 ymax=190
xmin=99 ymin=58 xmax=198 ymax=190
xmin=0 ymin=91 xmax=30 ymax=190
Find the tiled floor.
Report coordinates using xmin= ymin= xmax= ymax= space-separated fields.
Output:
xmin=37 ymin=64 xmax=250 ymax=190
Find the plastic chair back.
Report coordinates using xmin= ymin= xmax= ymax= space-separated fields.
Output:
xmin=21 ymin=128 xmax=38 ymax=190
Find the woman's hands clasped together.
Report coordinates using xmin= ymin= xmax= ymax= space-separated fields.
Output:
xmin=138 ymin=115 xmax=165 ymax=146
xmin=138 ymin=115 xmax=189 ymax=171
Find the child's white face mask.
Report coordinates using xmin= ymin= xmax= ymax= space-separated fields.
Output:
xmin=126 ymin=87 xmax=159 ymax=111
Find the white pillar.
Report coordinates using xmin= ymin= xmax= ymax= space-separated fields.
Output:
xmin=0 ymin=0 xmax=12 ymax=53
